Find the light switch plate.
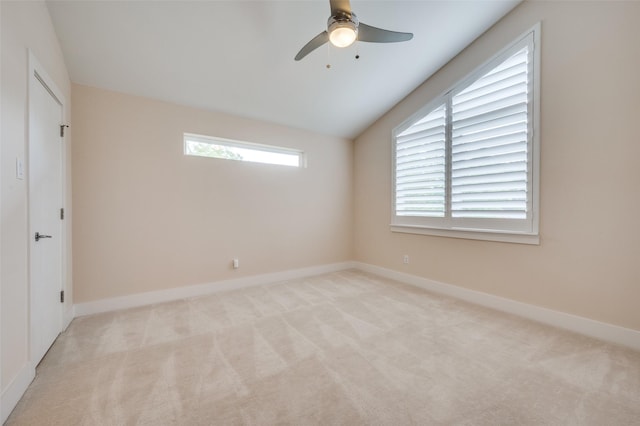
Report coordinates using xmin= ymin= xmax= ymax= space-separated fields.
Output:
xmin=16 ymin=157 xmax=24 ymax=180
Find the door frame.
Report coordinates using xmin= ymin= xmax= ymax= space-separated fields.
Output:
xmin=27 ymin=50 xmax=68 ymax=367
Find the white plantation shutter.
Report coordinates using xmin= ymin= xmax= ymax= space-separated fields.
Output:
xmin=392 ymin=28 xmax=538 ymax=241
xmin=451 ymin=46 xmax=530 ymax=219
xmin=395 ymin=104 xmax=446 ymax=217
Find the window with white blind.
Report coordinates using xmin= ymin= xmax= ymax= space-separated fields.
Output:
xmin=392 ymin=26 xmax=540 ymax=244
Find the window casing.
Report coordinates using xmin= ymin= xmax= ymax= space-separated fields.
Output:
xmin=392 ymin=26 xmax=540 ymax=244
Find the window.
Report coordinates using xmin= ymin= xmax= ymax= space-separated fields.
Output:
xmin=184 ymin=133 xmax=304 ymax=168
xmin=392 ymin=26 xmax=540 ymax=244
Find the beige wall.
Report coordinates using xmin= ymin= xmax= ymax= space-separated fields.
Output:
xmin=354 ymin=1 xmax=640 ymax=331
xmin=1 ymin=0 xmax=72 ymax=395
xmin=72 ymin=84 xmax=353 ymax=303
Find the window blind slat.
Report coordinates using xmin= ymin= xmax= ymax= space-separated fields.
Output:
xmin=396 ymin=170 xmax=445 ymax=181
xmin=398 ymin=105 xmax=446 ymax=137
xmin=453 ymin=151 xmax=526 ymax=171
xmin=452 ymin=180 xmax=527 ymax=194
xmin=452 ymin=171 xmax=526 ymax=186
xmin=454 ymin=64 xmax=527 ymax=104
xmin=452 ymin=122 xmax=527 ymax=147
xmin=397 ymin=197 xmax=446 ymax=205
xmin=396 ymin=167 xmax=446 ymax=179
xmin=452 ymin=200 xmax=526 ymax=210
xmin=397 ymin=165 xmax=445 ymax=177
xmin=396 ymin=140 xmax=444 ymax=160
xmin=397 ymin=182 xmax=445 ymax=191
xmin=452 ymin=161 xmax=526 ymax=179
xmin=397 ymin=125 xmax=446 ymax=145
xmin=453 ymin=111 xmax=527 ymax=139
xmin=397 ymin=173 xmax=445 ymax=184
xmin=452 ymin=103 xmax=527 ymax=131
xmin=397 ymin=191 xmax=445 ymax=199
xmin=451 ymin=210 xmax=526 ymax=219
xmin=451 ymin=135 xmax=527 ymax=159
xmin=452 ymin=91 xmax=527 ymax=120
xmin=452 ymin=190 xmax=526 ymax=202
xmin=457 ymin=50 xmax=528 ymax=95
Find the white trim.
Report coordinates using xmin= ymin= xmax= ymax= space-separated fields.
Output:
xmin=1 ymin=363 xmax=35 ymax=424
xmin=0 ymin=3 xmax=3 ymax=418
xmin=531 ymin=21 xmax=542 ymax=238
xmin=391 ymin=224 xmax=540 ymax=245
xmin=353 ymin=262 xmax=640 ymax=352
xmin=63 ymin=307 xmax=74 ymax=330
xmin=74 ymin=262 xmax=355 ymax=317
xmin=73 ymin=260 xmax=640 ymax=351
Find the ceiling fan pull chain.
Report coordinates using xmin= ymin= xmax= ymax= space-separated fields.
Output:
xmin=326 ymin=43 xmax=332 ymax=69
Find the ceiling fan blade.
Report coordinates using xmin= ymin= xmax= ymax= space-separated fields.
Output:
xmin=294 ymin=31 xmax=329 ymax=61
xmin=329 ymin=0 xmax=352 ymax=16
xmin=358 ymin=23 xmax=413 ymax=43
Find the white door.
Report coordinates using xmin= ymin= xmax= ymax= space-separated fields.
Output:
xmin=29 ymin=70 xmax=64 ymax=365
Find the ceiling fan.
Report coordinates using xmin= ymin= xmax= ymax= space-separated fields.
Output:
xmin=294 ymin=0 xmax=413 ymax=61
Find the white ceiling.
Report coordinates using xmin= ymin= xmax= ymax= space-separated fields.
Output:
xmin=47 ymin=0 xmax=521 ymax=139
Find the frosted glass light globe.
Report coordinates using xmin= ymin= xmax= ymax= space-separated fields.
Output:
xmin=329 ymin=25 xmax=357 ymax=48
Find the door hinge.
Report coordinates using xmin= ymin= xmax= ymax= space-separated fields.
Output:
xmin=60 ymin=124 xmax=69 ymax=138
xmin=60 ymin=208 xmax=65 ymax=220
xmin=60 ymin=290 xmax=65 ymax=303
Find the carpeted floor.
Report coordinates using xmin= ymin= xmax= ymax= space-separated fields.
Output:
xmin=6 ymin=270 xmax=640 ymax=425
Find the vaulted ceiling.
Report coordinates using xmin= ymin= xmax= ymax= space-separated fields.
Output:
xmin=47 ymin=0 xmax=521 ymax=139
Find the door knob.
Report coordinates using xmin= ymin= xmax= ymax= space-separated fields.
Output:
xmin=35 ymin=232 xmax=52 ymax=242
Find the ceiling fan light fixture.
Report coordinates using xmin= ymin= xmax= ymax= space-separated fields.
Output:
xmin=329 ymin=25 xmax=357 ymax=47
xmin=294 ymin=1 xmax=413 ymax=62
xmin=328 ymin=15 xmax=358 ymax=48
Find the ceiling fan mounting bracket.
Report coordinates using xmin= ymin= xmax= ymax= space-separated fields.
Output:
xmin=327 ymin=11 xmax=358 ymax=29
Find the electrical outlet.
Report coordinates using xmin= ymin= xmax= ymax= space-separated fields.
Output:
xmin=232 ymin=258 xmax=239 ymax=269
xmin=403 ymin=255 xmax=409 ymax=264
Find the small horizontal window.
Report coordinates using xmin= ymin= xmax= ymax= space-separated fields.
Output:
xmin=184 ymin=133 xmax=304 ymax=168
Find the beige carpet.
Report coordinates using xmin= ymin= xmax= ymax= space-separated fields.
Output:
xmin=6 ymin=270 xmax=640 ymax=425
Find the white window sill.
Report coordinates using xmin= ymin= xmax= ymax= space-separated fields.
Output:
xmin=390 ymin=224 xmax=540 ymax=245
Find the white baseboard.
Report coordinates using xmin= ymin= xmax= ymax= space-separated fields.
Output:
xmin=74 ymin=262 xmax=356 ymax=317
xmin=71 ymin=259 xmax=640 ymax=352
xmin=354 ymin=262 xmax=640 ymax=352
xmin=1 ymin=363 xmax=35 ymax=424
xmin=63 ymin=306 xmax=74 ymax=330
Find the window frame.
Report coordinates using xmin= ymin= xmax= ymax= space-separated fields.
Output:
xmin=184 ymin=133 xmax=306 ymax=168
xmin=391 ymin=24 xmax=541 ymax=245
